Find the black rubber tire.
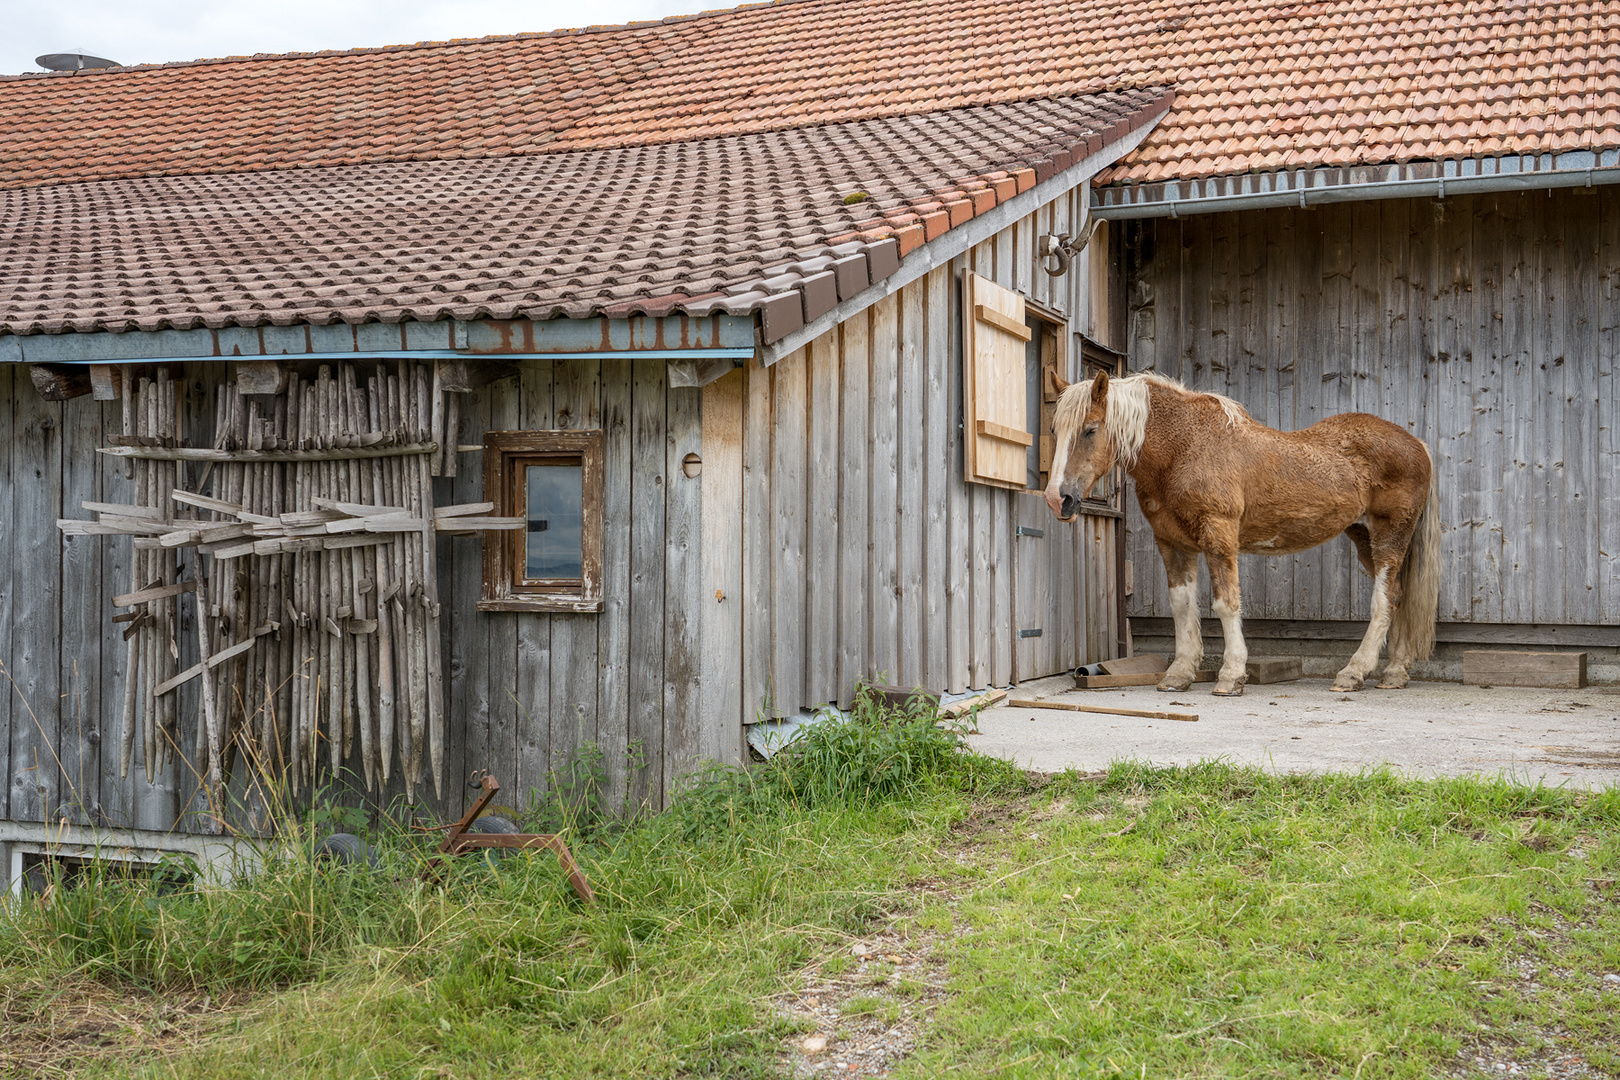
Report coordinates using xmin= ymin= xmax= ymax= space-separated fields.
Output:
xmin=314 ymin=832 xmax=379 ymax=867
xmin=468 ymin=816 xmax=519 ymax=867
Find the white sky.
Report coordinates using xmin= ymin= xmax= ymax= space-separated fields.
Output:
xmin=4 ymin=0 xmax=706 ymax=76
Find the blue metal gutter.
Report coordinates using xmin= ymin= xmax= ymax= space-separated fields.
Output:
xmin=1 ymin=314 xmax=758 ymax=365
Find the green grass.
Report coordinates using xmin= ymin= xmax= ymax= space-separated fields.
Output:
xmin=3 ymin=698 xmax=1618 ymax=1079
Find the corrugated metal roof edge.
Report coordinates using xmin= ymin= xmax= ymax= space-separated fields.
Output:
xmin=1092 ymin=149 xmax=1620 ymax=219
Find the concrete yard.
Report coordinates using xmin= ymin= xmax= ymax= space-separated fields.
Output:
xmin=965 ymin=677 xmax=1620 ymax=789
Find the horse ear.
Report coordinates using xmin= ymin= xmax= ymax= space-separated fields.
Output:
xmin=1048 ymin=368 xmax=1071 ymax=397
xmin=1091 ymin=369 xmax=1110 ymax=401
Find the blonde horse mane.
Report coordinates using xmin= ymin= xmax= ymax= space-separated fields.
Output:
xmin=1053 ymin=372 xmax=1248 ymax=467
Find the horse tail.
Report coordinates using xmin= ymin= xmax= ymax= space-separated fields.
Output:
xmin=1393 ymin=448 xmax=1441 ymax=662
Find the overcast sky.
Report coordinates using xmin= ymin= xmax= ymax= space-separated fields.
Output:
xmin=5 ymin=0 xmax=705 ymax=76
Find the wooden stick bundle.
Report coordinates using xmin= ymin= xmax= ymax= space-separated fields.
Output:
xmin=61 ymin=360 xmax=510 ymax=809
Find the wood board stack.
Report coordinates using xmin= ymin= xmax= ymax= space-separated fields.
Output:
xmin=59 ymin=361 xmax=514 ymax=825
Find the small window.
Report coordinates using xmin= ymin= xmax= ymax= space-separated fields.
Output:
xmin=480 ymin=430 xmax=604 ymax=613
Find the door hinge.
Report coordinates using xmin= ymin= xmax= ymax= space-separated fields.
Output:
xmin=1015 ymin=526 xmax=1045 ymax=538
xmin=1018 ymin=628 xmax=1044 ymax=639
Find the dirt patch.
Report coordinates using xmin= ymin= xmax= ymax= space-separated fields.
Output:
xmin=0 ymin=978 xmax=251 ymax=1078
xmin=774 ymin=923 xmax=952 ymax=1079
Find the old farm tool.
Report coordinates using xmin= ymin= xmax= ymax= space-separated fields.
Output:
xmin=422 ymin=771 xmax=595 ymax=903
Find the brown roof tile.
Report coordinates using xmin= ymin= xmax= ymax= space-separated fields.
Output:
xmin=4 ymin=0 xmax=1617 ymax=194
xmin=1 ymin=91 xmax=1164 ymax=339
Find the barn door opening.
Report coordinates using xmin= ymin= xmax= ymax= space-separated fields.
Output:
xmin=1008 ymin=299 xmax=1070 ymax=682
xmin=1010 ymin=329 xmax=1127 ymax=681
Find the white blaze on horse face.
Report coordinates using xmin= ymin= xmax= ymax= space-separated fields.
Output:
xmin=1043 ymin=429 xmax=1072 ymax=518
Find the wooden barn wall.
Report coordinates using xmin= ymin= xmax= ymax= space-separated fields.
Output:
xmin=3 ymin=362 xmax=229 ymax=831
xmin=733 ymin=188 xmax=1123 ymax=725
xmin=438 ymin=358 xmax=712 ymax=819
xmin=1 ymin=356 xmax=712 ymax=834
xmin=1122 ymin=188 xmax=1620 ymax=629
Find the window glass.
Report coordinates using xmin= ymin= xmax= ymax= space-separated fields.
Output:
xmin=525 ymin=462 xmax=583 ymax=579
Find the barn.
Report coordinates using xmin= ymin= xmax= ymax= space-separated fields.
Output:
xmin=6 ymin=0 xmax=1617 ymax=885
xmin=0 ymin=0 xmax=1174 ymax=879
xmin=1085 ymin=1 xmax=1620 ymax=684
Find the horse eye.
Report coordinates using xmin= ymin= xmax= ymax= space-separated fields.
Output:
xmin=1083 ymin=424 xmax=1098 ymax=437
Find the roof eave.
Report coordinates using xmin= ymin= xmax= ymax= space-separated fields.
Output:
xmin=0 ymin=313 xmax=758 ymax=366
xmin=1091 ymin=149 xmax=1620 ymax=220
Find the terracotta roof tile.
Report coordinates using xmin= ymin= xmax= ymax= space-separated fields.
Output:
xmin=1 ymin=90 xmax=1164 ymax=339
xmin=4 ymin=0 xmax=1618 ymax=194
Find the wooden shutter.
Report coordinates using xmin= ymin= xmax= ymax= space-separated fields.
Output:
xmin=963 ymin=271 xmax=1033 ymax=488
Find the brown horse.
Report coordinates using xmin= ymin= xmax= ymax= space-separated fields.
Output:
xmin=1044 ymin=370 xmax=1440 ymax=696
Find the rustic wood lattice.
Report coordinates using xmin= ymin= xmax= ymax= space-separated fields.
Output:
xmin=58 ymin=361 xmax=516 ymax=827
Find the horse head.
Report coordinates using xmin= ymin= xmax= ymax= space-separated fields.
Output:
xmin=1043 ymin=369 xmax=1113 ymax=522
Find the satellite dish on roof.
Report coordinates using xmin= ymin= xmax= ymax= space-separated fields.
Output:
xmin=35 ymin=52 xmax=121 ymax=71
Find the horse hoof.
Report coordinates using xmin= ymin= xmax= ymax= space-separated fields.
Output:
xmin=1375 ymin=677 xmax=1409 ymax=690
xmin=1157 ymin=678 xmax=1193 ymax=692
xmin=1212 ymin=683 xmax=1244 ymax=697
xmin=1331 ymin=678 xmax=1363 ymax=693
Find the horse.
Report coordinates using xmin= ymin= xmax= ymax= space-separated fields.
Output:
xmin=1043 ymin=370 xmax=1440 ymax=697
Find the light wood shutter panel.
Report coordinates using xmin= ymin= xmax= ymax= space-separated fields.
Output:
xmin=963 ymin=271 xmax=1031 ymax=488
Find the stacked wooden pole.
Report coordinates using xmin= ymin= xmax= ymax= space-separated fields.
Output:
xmin=60 ymin=360 xmax=516 ymax=821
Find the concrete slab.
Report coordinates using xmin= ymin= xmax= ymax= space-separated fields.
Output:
xmin=965 ymin=679 xmax=1620 ymax=789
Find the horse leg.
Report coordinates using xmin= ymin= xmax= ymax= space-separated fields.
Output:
xmin=1377 ymin=551 xmax=1415 ymax=690
xmin=1207 ymin=547 xmax=1247 ymax=697
xmin=1333 ymin=557 xmax=1403 ymax=692
xmin=1156 ymin=545 xmax=1201 ymax=693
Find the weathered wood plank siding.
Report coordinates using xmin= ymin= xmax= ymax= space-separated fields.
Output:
xmin=1123 ymin=189 xmax=1620 ymax=628
xmin=3 ymin=188 xmax=1130 ymax=838
xmin=1 ymin=355 xmax=711 ymax=839
xmin=736 ymin=190 xmax=1120 ymax=722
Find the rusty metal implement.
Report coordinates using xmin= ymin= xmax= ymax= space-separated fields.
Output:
xmin=421 ymin=771 xmax=595 ymax=903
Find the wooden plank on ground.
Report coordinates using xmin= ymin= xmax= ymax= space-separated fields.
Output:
xmin=1245 ymin=656 xmax=1302 ymax=684
xmin=1076 ymin=671 xmax=1215 ymax=689
xmin=1099 ymin=654 xmax=1167 ymax=676
xmin=1462 ymin=650 xmax=1587 ymax=689
xmin=1008 ymin=698 xmax=1198 ymax=722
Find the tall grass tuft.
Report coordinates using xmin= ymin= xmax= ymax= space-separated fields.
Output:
xmin=0 ymin=688 xmax=978 ymax=995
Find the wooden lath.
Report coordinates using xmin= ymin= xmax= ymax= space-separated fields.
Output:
xmin=57 ymin=360 xmax=518 ymax=829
